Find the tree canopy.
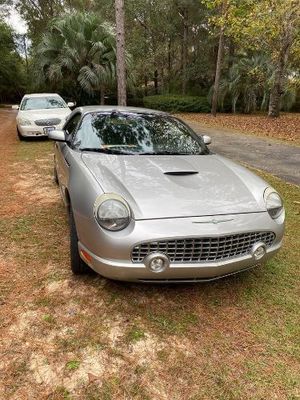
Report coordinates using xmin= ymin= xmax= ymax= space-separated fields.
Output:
xmin=34 ymin=12 xmax=117 ymax=104
xmin=0 ymin=20 xmax=26 ymax=103
xmin=0 ymin=0 xmax=299 ymax=116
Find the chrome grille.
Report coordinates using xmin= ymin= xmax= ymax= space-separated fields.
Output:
xmin=35 ymin=118 xmax=61 ymax=126
xmin=131 ymin=231 xmax=275 ymax=263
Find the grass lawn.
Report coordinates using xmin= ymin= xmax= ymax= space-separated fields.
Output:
xmin=0 ymin=137 xmax=299 ymax=399
xmin=176 ymin=113 xmax=300 ymax=146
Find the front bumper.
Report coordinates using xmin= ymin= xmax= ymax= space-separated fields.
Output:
xmin=75 ymin=211 xmax=284 ymax=282
xmin=17 ymin=123 xmax=64 ymax=137
xmin=79 ymin=240 xmax=281 ymax=282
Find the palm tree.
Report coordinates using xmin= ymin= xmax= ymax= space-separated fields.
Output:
xmin=35 ymin=12 xmax=116 ymax=104
xmin=217 ymin=54 xmax=298 ymax=114
xmin=217 ymin=54 xmax=272 ymax=113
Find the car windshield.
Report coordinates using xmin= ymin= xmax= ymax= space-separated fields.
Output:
xmin=73 ymin=112 xmax=209 ymax=155
xmin=21 ymin=97 xmax=67 ymax=110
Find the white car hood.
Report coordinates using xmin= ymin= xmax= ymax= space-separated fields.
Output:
xmin=17 ymin=108 xmax=71 ymax=123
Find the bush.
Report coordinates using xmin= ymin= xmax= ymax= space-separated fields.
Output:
xmin=143 ymin=95 xmax=211 ymax=113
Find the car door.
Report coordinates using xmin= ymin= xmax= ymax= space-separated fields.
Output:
xmin=55 ymin=112 xmax=81 ymax=191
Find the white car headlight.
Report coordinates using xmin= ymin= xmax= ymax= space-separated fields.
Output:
xmin=264 ymin=188 xmax=283 ymax=219
xmin=19 ymin=119 xmax=32 ymax=126
xmin=94 ymin=194 xmax=131 ymax=231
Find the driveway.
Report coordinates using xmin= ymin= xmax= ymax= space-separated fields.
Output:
xmin=187 ymin=121 xmax=300 ymax=185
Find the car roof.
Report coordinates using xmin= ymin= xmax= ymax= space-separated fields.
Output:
xmin=22 ymin=93 xmax=62 ymax=98
xmin=74 ymin=105 xmax=166 ymax=116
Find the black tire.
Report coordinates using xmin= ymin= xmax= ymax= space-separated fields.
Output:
xmin=17 ymin=128 xmax=25 ymax=141
xmin=69 ymin=209 xmax=90 ymax=274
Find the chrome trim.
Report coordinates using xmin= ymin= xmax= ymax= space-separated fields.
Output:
xmin=143 ymin=252 xmax=170 ymax=272
xmin=132 ymin=231 xmax=275 ymax=264
xmin=35 ymin=118 xmax=61 ymax=126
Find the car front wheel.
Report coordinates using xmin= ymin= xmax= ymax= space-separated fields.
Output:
xmin=17 ymin=127 xmax=25 ymax=141
xmin=69 ymin=209 xmax=90 ymax=274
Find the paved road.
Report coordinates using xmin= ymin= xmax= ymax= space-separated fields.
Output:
xmin=187 ymin=121 xmax=300 ymax=185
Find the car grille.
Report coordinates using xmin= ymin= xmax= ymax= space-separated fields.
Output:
xmin=131 ymin=231 xmax=275 ymax=263
xmin=34 ymin=118 xmax=61 ymax=126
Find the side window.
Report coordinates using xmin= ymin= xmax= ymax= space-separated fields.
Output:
xmin=64 ymin=114 xmax=81 ymax=137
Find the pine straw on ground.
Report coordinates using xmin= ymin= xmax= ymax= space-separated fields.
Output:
xmin=0 ymin=110 xmax=299 ymax=399
xmin=176 ymin=113 xmax=300 ymax=145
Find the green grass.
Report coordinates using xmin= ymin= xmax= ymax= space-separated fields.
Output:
xmin=42 ymin=314 xmax=56 ymax=324
xmin=1 ymin=138 xmax=299 ymax=399
xmin=66 ymin=360 xmax=80 ymax=371
xmin=126 ymin=326 xmax=146 ymax=342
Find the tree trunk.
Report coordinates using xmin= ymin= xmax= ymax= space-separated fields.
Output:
xmin=115 ymin=0 xmax=127 ymax=106
xmin=22 ymin=34 xmax=29 ymax=77
xmin=100 ymin=86 xmax=105 ymax=105
xmin=167 ymin=38 xmax=172 ymax=93
xmin=268 ymin=46 xmax=289 ymax=118
xmin=181 ymin=9 xmax=188 ymax=95
xmin=144 ymin=75 xmax=148 ymax=96
xmin=211 ymin=27 xmax=225 ymax=117
xmin=154 ymin=70 xmax=158 ymax=94
xmin=161 ymin=68 xmax=164 ymax=92
xmin=228 ymin=39 xmax=234 ymax=70
xmin=268 ymin=8 xmax=296 ymax=118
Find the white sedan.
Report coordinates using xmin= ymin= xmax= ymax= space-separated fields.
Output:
xmin=13 ymin=93 xmax=74 ymax=140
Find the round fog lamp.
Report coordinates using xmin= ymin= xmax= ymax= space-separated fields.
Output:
xmin=150 ymin=258 xmax=165 ymax=272
xmin=251 ymin=242 xmax=266 ymax=261
xmin=144 ymin=253 xmax=169 ymax=273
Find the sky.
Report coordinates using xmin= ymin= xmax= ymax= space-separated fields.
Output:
xmin=6 ymin=7 xmax=27 ymax=34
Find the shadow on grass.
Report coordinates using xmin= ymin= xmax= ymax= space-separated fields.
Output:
xmin=72 ymin=265 xmax=269 ymax=336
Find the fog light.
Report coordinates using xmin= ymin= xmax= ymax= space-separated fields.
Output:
xmin=144 ymin=252 xmax=169 ymax=273
xmin=251 ymin=242 xmax=266 ymax=261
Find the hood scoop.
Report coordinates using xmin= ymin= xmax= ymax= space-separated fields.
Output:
xmin=149 ymin=157 xmax=200 ymax=176
xmin=164 ymin=171 xmax=198 ymax=176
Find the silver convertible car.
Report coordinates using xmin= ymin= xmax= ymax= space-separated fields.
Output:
xmin=49 ymin=106 xmax=285 ymax=282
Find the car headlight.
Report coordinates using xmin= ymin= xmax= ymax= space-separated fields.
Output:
xmin=94 ymin=194 xmax=131 ymax=231
xmin=264 ymin=188 xmax=283 ymax=219
xmin=19 ymin=119 xmax=32 ymax=126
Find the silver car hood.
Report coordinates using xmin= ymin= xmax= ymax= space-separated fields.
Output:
xmin=82 ymin=153 xmax=267 ymax=220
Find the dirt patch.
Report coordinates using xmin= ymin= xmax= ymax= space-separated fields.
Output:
xmin=10 ymin=162 xmax=59 ymax=213
xmin=0 ymin=110 xmax=299 ymax=399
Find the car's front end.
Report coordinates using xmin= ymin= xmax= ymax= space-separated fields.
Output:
xmin=15 ymin=94 xmax=72 ymax=138
xmin=17 ymin=110 xmax=70 ymax=137
xmin=72 ymin=153 xmax=285 ymax=283
xmin=76 ymin=209 xmax=284 ymax=282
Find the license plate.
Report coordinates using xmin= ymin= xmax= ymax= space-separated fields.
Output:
xmin=43 ymin=126 xmax=55 ymax=134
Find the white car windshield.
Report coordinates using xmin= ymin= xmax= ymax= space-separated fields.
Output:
xmin=21 ymin=97 xmax=67 ymax=110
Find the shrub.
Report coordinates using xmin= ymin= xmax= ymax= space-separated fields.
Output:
xmin=143 ymin=95 xmax=211 ymax=113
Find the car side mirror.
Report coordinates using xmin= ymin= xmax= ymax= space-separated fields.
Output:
xmin=67 ymin=102 xmax=75 ymax=108
xmin=12 ymin=105 xmax=19 ymax=110
xmin=48 ymin=129 xmax=66 ymax=142
xmin=203 ymin=135 xmax=212 ymax=145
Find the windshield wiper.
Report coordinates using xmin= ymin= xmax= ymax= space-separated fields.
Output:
xmin=138 ymin=151 xmax=199 ymax=155
xmin=80 ymin=147 xmax=134 ymax=155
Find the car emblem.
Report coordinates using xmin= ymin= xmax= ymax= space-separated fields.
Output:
xmin=193 ymin=218 xmax=234 ymax=224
